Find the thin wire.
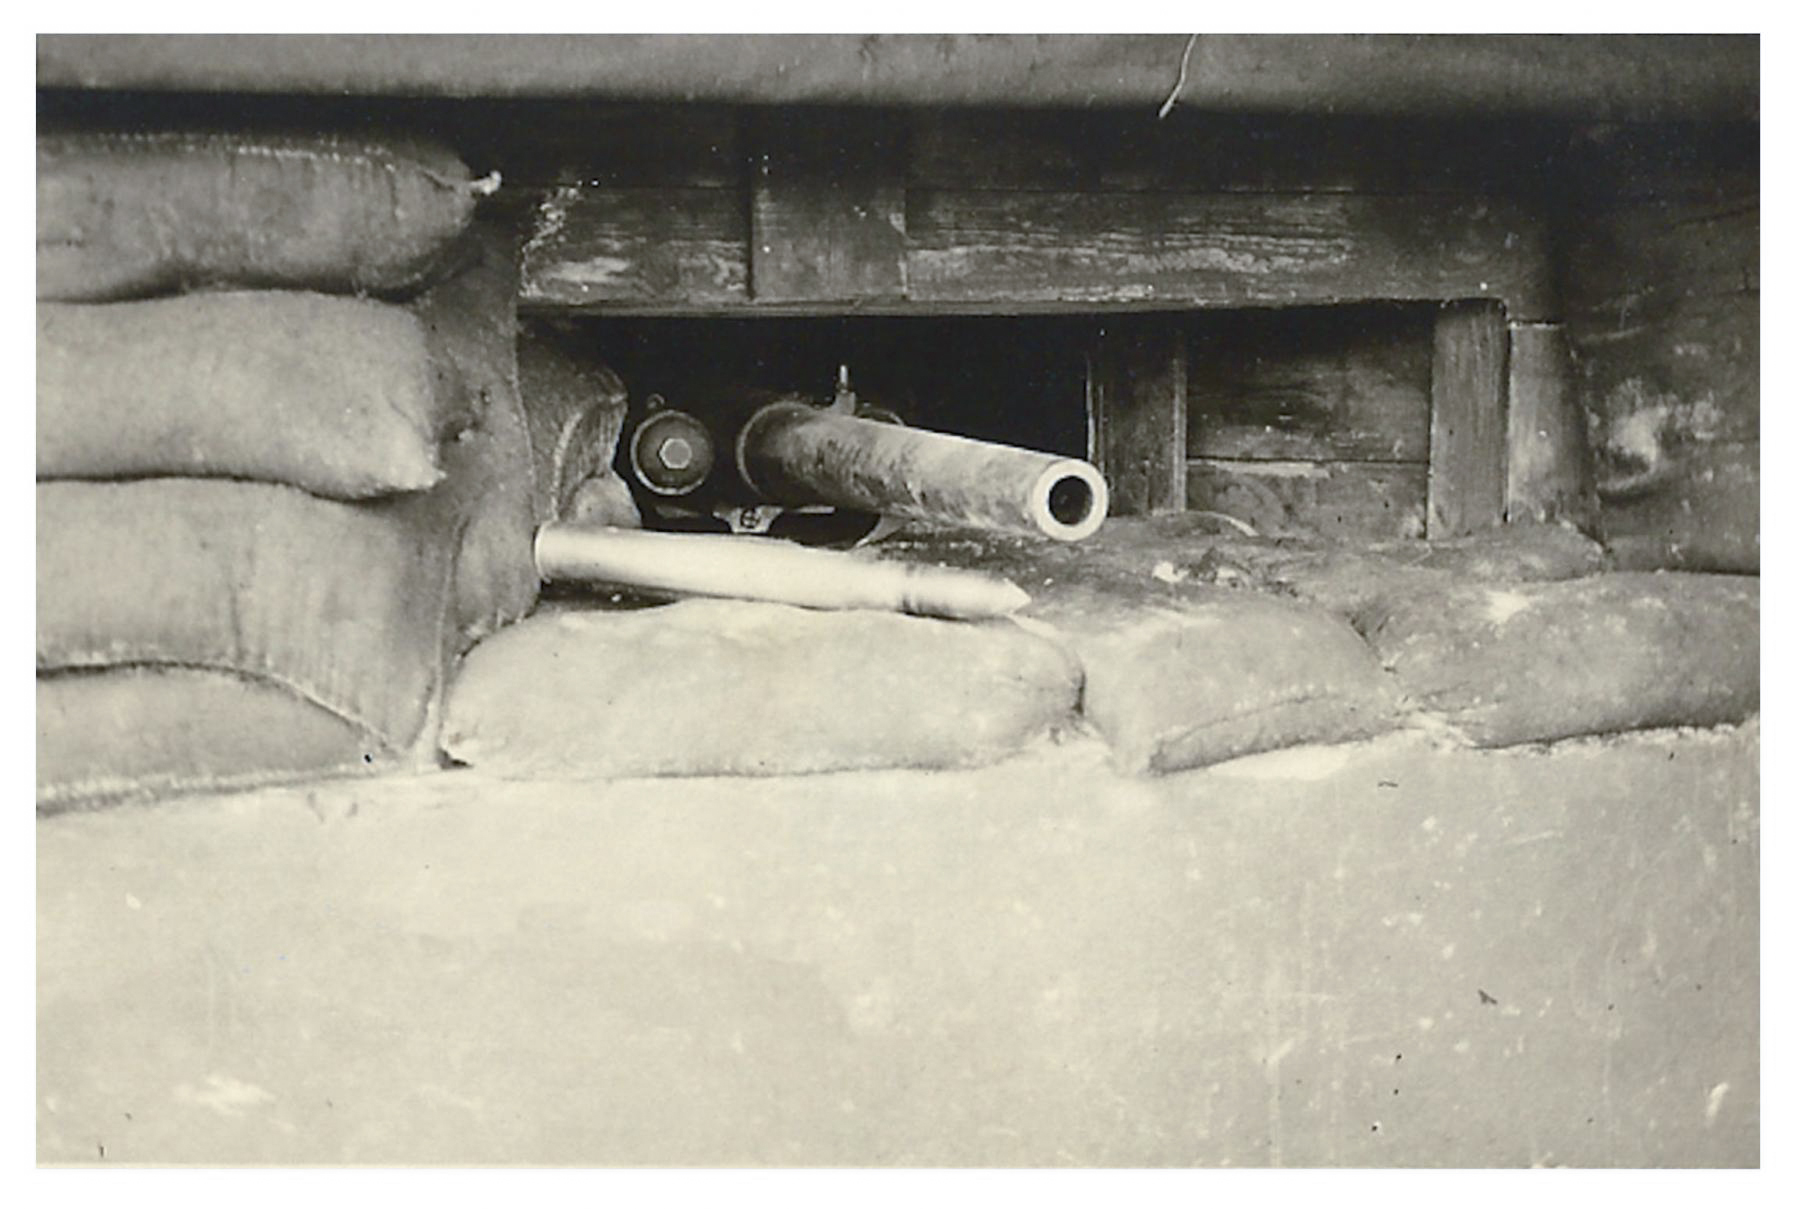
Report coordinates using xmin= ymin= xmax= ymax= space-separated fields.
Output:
xmin=1158 ymin=33 xmax=1201 ymax=119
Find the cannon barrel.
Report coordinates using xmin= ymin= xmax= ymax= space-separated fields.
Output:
xmin=735 ymin=401 xmax=1108 ymax=542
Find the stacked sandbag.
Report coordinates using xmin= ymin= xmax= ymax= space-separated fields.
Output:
xmin=1357 ymin=572 xmax=1759 ymax=746
xmin=35 ymin=129 xmax=538 ymax=810
xmin=1039 ymin=592 xmax=1401 ymax=774
xmin=37 ymin=292 xmax=456 ymax=496
xmin=517 ymin=323 xmax=639 ymax=529
xmin=37 ymin=130 xmax=484 ymax=301
xmin=441 ymin=601 xmax=1080 ymax=779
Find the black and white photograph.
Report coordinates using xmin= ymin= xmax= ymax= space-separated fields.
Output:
xmin=29 ymin=28 xmax=1767 ymax=1179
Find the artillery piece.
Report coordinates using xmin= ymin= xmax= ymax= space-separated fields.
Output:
xmin=618 ymin=367 xmax=1108 ymax=544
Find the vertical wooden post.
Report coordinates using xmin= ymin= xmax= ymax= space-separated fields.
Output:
xmin=1428 ymin=301 xmax=1508 ymax=537
xmin=1505 ymin=322 xmax=1597 ymax=528
xmin=748 ymin=109 xmax=908 ymax=304
xmin=1090 ymin=317 xmax=1187 ymax=516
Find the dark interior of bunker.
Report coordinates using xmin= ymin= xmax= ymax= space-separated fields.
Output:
xmin=34 ymin=35 xmax=1760 ymax=1168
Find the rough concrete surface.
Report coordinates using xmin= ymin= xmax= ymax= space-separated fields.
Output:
xmin=39 ymin=722 xmax=1757 ymax=1166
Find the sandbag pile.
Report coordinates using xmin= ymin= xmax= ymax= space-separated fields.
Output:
xmin=1357 ymin=572 xmax=1759 ymax=747
xmin=35 ymin=130 xmax=541 ymax=809
xmin=437 ymin=515 xmax=1757 ymax=782
xmin=443 ymin=601 xmax=1081 ymax=779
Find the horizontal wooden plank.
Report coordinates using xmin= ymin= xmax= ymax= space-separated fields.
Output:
xmin=515 ymin=182 xmax=1554 ymax=317
xmin=1186 ymin=304 xmax=1432 ymax=461
xmin=910 ymin=110 xmax=1561 ymax=196
xmin=519 ymin=185 xmax=748 ymax=308
xmin=750 ymin=110 xmax=908 ymax=303
xmin=907 ymin=190 xmax=1555 ymax=319
xmin=1187 ymin=458 xmax=1427 ymax=540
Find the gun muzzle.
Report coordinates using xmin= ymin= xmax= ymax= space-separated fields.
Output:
xmin=735 ymin=401 xmax=1108 ymax=542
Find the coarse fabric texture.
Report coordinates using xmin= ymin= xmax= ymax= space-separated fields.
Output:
xmin=442 ymin=600 xmax=1081 ymax=778
xmin=1358 ymin=571 xmax=1759 ymax=746
xmin=37 ymin=479 xmax=453 ymax=748
xmin=517 ymin=323 xmax=633 ymax=526
xmin=38 ymin=130 xmax=480 ymax=301
xmin=1267 ymin=522 xmax=1610 ymax=622
xmin=1044 ymin=595 xmax=1401 ymax=774
xmin=37 ymin=292 xmax=451 ymax=498
xmin=409 ymin=227 xmax=541 ymax=642
xmin=33 ymin=230 xmax=542 ymax=808
xmin=36 ymin=668 xmax=381 ymax=812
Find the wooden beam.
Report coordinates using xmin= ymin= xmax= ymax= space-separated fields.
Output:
xmin=1428 ymin=301 xmax=1509 ymax=537
xmin=519 ymin=185 xmax=748 ymax=309
xmin=517 ymin=181 xmax=1553 ymax=318
xmin=749 ymin=110 xmax=907 ymax=304
xmin=1187 ymin=458 xmax=1427 ymax=540
xmin=1090 ymin=319 xmax=1186 ymax=516
xmin=1187 ymin=304 xmax=1433 ymax=463
xmin=909 ymin=110 xmax=1559 ymax=197
xmin=1505 ymin=323 xmax=1596 ymax=528
xmin=907 ymin=190 xmax=1554 ymax=320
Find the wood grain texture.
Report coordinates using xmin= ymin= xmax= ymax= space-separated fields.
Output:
xmin=1187 ymin=458 xmax=1427 ymax=540
xmin=750 ymin=110 xmax=907 ymax=303
xmin=909 ymin=110 xmax=1560 ymax=196
xmin=1505 ymin=323 xmax=1595 ymax=527
xmin=1187 ymin=305 xmax=1432 ymax=462
xmin=1428 ymin=302 xmax=1510 ymax=537
xmin=906 ymin=190 xmax=1554 ymax=318
xmin=519 ymin=185 xmax=748 ymax=308
xmin=1092 ymin=319 xmax=1186 ymax=516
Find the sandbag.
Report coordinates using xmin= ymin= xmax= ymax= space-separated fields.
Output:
xmin=517 ymin=323 xmax=633 ymax=526
xmin=1268 ymin=523 xmax=1610 ymax=622
xmin=1359 ymin=572 xmax=1759 ymax=746
xmin=37 ymin=292 xmax=452 ymax=498
xmin=442 ymin=600 xmax=1081 ymax=778
xmin=1042 ymin=594 xmax=1401 ymax=774
xmin=34 ymin=232 xmax=544 ymax=805
xmin=407 ymin=227 xmax=541 ymax=642
xmin=37 ymin=479 xmax=452 ymax=748
xmin=37 ymin=668 xmax=381 ymax=812
xmin=38 ymin=130 xmax=483 ymax=301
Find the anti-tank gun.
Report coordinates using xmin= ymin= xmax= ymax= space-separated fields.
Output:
xmin=619 ymin=367 xmax=1107 ymax=544
xmin=537 ymin=366 xmax=1110 ymax=620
